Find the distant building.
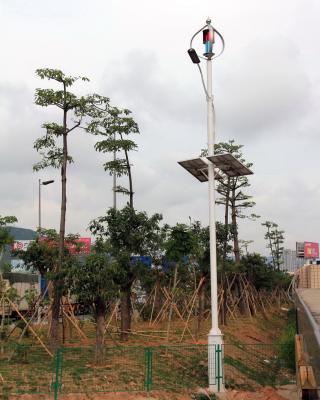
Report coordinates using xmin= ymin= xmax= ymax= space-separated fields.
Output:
xmin=281 ymin=249 xmax=307 ymax=273
xmin=1 ymin=226 xmax=37 ymax=271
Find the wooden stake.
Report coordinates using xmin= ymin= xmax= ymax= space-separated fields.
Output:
xmin=7 ymin=298 xmax=53 ymax=357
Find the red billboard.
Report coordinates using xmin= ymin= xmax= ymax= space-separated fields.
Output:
xmin=304 ymin=242 xmax=319 ymax=259
xmin=67 ymin=238 xmax=91 ymax=255
xmin=12 ymin=238 xmax=91 ymax=255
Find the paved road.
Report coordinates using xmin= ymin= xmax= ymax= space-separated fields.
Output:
xmin=297 ymin=288 xmax=320 ymax=328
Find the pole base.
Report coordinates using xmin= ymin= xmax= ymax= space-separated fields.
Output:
xmin=208 ymin=331 xmax=225 ymax=392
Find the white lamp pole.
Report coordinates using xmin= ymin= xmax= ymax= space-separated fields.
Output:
xmin=206 ymin=33 xmax=224 ymax=393
xmin=187 ymin=17 xmax=225 ymax=392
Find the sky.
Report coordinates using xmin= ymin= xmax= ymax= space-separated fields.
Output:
xmin=1 ymin=0 xmax=320 ymax=255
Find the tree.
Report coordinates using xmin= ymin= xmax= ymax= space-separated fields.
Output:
xmin=15 ymin=229 xmax=83 ymax=344
xmin=239 ymin=239 xmax=254 ymax=256
xmin=262 ymin=221 xmax=285 ymax=270
xmin=164 ymin=223 xmax=197 ymax=340
xmin=34 ymin=68 xmax=106 ymax=345
xmin=87 ymin=105 xmax=139 ymax=208
xmin=240 ymin=253 xmax=291 ymax=290
xmin=203 ymin=140 xmax=258 ymax=263
xmin=68 ymin=240 xmax=118 ymax=363
xmin=0 ymin=215 xmax=18 ymax=269
xmin=90 ymin=206 xmax=162 ymax=340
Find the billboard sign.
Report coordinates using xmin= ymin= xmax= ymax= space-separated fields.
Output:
xmin=67 ymin=238 xmax=91 ymax=255
xmin=304 ymin=242 xmax=319 ymax=259
xmin=13 ymin=238 xmax=91 ymax=255
xmin=12 ymin=240 xmax=33 ymax=252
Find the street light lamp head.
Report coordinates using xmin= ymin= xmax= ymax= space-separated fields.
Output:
xmin=42 ymin=180 xmax=54 ymax=186
xmin=188 ymin=48 xmax=201 ymax=64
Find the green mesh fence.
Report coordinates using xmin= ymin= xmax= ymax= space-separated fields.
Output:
xmin=0 ymin=343 xmax=54 ymax=398
xmin=151 ymin=345 xmax=209 ymax=390
xmin=59 ymin=346 xmax=145 ymax=394
xmin=223 ymin=343 xmax=295 ymax=390
xmin=0 ymin=342 xmax=296 ymax=398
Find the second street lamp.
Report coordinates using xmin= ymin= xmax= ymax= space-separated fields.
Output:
xmin=179 ymin=18 xmax=253 ymax=392
xmin=38 ymin=179 xmax=54 ymax=232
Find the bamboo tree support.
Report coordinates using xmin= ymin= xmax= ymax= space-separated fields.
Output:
xmin=16 ymin=285 xmax=50 ymax=342
xmin=7 ymin=298 xmax=53 ymax=357
xmin=105 ymin=300 xmax=120 ymax=332
xmin=162 ymin=286 xmax=196 ymax=342
xmin=166 ymin=264 xmax=178 ymax=344
xmin=149 ymin=284 xmax=157 ymax=325
xmin=62 ymin=310 xmax=88 ymax=342
xmin=179 ymin=277 xmax=205 ymax=342
xmin=151 ymin=293 xmax=171 ymax=326
xmin=137 ymin=285 xmax=155 ymax=319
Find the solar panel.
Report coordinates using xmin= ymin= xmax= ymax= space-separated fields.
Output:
xmin=206 ymin=153 xmax=253 ymax=177
xmin=178 ymin=158 xmax=223 ymax=182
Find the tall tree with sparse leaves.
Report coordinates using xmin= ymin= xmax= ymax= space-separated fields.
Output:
xmin=262 ymin=221 xmax=285 ymax=270
xmin=203 ymin=140 xmax=258 ymax=263
xmin=86 ymin=105 xmax=139 ymax=208
xmin=34 ymin=68 xmax=106 ymax=346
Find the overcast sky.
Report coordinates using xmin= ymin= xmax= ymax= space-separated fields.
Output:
xmin=1 ymin=0 xmax=319 ymax=255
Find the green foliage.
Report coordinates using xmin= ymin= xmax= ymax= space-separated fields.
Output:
xmin=24 ymin=288 xmax=38 ymax=308
xmin=33 ymin=68 xmax=106 ymax=172
xmin=0 ymin=215 xmax=18 ymax=271
xmin=90 ymin=206 xmax=162 ymax=289
xmin=0 ymin=215 xmax=18 ymax=250
xmin=36 ymin=68 xmax=89 ymax=87
xmin=277 ymin=309 xmax=296 ymax=371
xmin=68 ymin=244 xmax=118 ymax=308
xmin=87 ymin=105 xmax=139 ymax=204
xmin=0 ymin=263 xmax=12 ymax=273
xmin=6 ymin=286 xmax=19 ymax=302
xmin=0 ymin=215 xmax=18 ymax=227
xmin=239 ymin=253 xmax=291 ymax=290
xmin=14 ymin=228 xmax=81 ymax=282
xmin=202 ymin=140 xmax=258 ymax=262
xmin=202 ymin=140 xmax=257 ymax=219
xmin=165 ymin=224 xmax=196 ymax=264
xmin=262 ymin=221 xmax=284 ymax=270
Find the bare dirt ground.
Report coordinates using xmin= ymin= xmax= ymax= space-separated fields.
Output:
xmin=10 ymin=386 xmax=298 ymax=400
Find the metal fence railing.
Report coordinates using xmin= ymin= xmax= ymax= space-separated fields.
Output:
xmin=296 ymin=291 xmax=320 ymax=385
xmin=0 ymin=342 xmax=295 ymax=399
xmin=0 ymin=343 xmax=54 ymax=398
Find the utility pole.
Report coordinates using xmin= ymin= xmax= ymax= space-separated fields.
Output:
xmin=186 ymin=18 xmax=225 ymax=392
xmin=181 ymin=22 xmax=252 ymax=392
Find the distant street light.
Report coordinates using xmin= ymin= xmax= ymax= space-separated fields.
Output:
xmin=179 ymin=18 xmax=253 ymax=393
xmin=38 ymin=179 xmax=54 ymax=232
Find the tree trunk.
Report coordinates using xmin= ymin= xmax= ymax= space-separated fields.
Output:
xmin=231 ymin=189 xmax=240 ymax=264
xmin=49 ymin=284 xmax=61 ymax=346
xmin=120 ymin=285 xmax=131 ymax=341
xmin=50 ymin=89 xmax=68 ymax=347
xmin=223 ymin=178 xmax=231 ymax=261
xmin=196 ymin=275 xmax=206 ymax=339
xmin=125 ymin=149 xmax=133 ymax=208
xmin=120 ymin=133 xmax=134 ymax=208
xmin=166 ymin=264 xmax=178 ymax=344
xmin=219 ymin=273 xmax=228 ymax=326
xmin=154 ymin=277 xmax=162 ymax=316
xmin=95 ymin=297 xmax=106 ymax=364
